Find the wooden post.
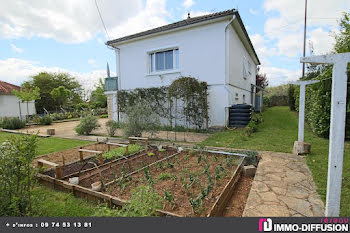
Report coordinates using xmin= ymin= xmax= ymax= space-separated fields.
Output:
xmin=79 ymin=147 xmax=83 ymax=161
xmin=125 ymin=145 xmax=129 ymax=155
xmin=62 ymin=155 xmax=65 ymax=166
xmin=301 ymin=53 xmax=350 ymax=217
xmin=107 ymin=144 xmax=111 ymax=152
xmin=56 ymin=166 xmax=63 ymax=179
xmin=99 ymin=153 xmax=104 ymax=165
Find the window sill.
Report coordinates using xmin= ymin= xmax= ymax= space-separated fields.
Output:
xmin=146 ymin=70 xmax=181 ymax=76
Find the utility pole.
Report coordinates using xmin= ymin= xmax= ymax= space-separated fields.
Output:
xmin=302 ymin=0 xmax=308 ymax=77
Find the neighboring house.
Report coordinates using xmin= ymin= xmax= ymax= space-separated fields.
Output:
xmin=105 ymin=9 xmax=260 ymax=127
xmin=0 ymin=81 xmax=36 ymax=119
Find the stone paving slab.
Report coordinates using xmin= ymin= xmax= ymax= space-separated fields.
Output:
xmin=243 ymin=151 xmax=325 ymax=217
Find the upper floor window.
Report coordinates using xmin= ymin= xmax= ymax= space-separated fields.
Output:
xmin=243 ymin=56 xmax=251 ymax=79
xmin=150 ymin=48 xmax=179 ymax=73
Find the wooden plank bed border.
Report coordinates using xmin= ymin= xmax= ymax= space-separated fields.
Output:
xmin=207 ymin=157 xmax=245 ymax=217
xmin=36 ymin=173 xmax=181 ymax=217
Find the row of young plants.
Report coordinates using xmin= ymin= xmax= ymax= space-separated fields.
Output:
xmin=109 ymin=147 xmax=244 ymax=215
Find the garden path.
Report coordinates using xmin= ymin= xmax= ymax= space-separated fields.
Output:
xmin=18 ymin=119 xmax=209 ymax=143
xmin=242 ymin=151 xmax=325 ymax=217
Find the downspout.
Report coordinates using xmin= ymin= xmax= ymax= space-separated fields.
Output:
xmin=224 ymin=14 xmax=236 ymax=127
xmin=224 ymin=15 xmax=236 ymax=106
xmin=107 ymin=45 xmax=121 ymax=121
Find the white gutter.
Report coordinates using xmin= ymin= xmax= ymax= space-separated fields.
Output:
xmin=106 ymin=45 xmax=121 ymax=122
xmin=224 ymin=15 xmax=236 ymax=107
xmin=107 ymin=45 xmax=121 ymax=90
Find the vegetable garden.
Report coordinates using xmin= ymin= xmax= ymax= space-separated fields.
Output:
xmin=36 ymin=138 xmax=258 ymax=217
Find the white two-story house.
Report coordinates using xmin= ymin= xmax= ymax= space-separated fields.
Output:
xmin=105 ymin=9 xmax=260 ymax=127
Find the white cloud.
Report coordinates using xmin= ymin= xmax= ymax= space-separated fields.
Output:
xmin=259 ymin=65 xmax=300 ymax=86
xmin=249 ymin=8 xmax=258 ymax=16
xmin=183 ymin=0 xmax=194 ymax=9
xmin=0 ymin=58 xmax=109 ymax=94
xmin=308 ymin=27 xmax=336 ymax=55
xmin=263 ymin=0 xmax=350 ymax=58
xmin=88 ymin=59 xmax=96 ymax=65
xmin=0 ymin=0 xmax=168 ymax=43
xmin=250 ymin=33 xmax=276 ymax=65
xmin=10 ymin=43 xmax=23 ymax=53
xmin=254 ymin=0 xmax=350 ymax=86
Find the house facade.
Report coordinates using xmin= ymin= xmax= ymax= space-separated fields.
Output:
xmin=0 ymin=81 xmax=36 ymax=119
xmin=105 ymin=9 xmax=260 ymax=127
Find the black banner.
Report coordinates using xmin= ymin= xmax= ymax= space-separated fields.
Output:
xmin=0 ymin=217 xmax=349 ymax=233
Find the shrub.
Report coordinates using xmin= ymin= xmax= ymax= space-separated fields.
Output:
xmin=244 ymin=113 xmax=263 ymax=137
xmin=0 ymin=135 xmax=38 ymax=216
xmin=38 ymin=116 xmax=52 ymax=125
xmin=0 ymin=117 xmax=26 ymax=129
xmin=75 ymin=115 xmax=100 ymax=135
xmin=122 ymin=102 xmax=160 ymax=137
xmin=105 ymin=120 xmax=120 ymax=137
xmin=243 ymin=150 xmax=259 ymax=167
xmin=288 ymin=84 xmax=296 ymax=111
xmin=117 ymin=185 xmax=162 ymax=217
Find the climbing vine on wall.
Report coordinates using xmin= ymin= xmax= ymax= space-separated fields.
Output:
xmin=117 ymin=77 xmax=209 ymax=129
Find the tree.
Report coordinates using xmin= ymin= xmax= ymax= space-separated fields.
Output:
xmin=256 ymin=66 xmax=269 ymax=90
xmin=23 ymin=72 xmax=82 ymax=112
xmin=50 ymin=86 xmax=72 ymax=108
xmin=296 ymin=11 xmax=350 ymax=139
xmin=12 ymin=87 xmax=40 ymax=122
xmin=334 ymin=12 xmax=350 ymax=53
xmin=90 ymin=78 xmax=107 ymax=108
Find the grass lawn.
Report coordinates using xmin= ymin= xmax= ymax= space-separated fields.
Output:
xmin=0 ymin=132 xmax=92 ymax=155
xmin=0 ymin=132 xmax=113 ymax=217
xmin=201 ymin=106 xmax=350 ymax=216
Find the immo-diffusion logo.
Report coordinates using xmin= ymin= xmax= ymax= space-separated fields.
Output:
xmin=258 ymin=218 xmax=349 ymax=232
xmin=259 ymin=218 xmax=272 ymax=232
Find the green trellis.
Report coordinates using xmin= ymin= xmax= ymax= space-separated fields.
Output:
xmin=117 ymin=77 xmax=209 ymax=129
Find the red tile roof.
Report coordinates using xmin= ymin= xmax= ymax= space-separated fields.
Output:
xmin=0 ymin=81 xmax=21 ymax=94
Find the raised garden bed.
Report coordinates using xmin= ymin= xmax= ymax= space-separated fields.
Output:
xmin=41 ymin=142 xmax=146 ymax=178
xmin=63 ymin=146 xmax=178 ymax=188
xmin=37 ymin=140 xmax=258 ymax=217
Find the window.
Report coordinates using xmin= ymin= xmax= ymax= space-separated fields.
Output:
xmin=150 ymin=48 xmax=179 ymax=73
xmin=243 ymin=57 xmax=251 ymax=79
xmin=247 ymin=61 xmax=252 ymax=75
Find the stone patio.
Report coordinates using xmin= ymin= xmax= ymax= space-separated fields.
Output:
xmin=243 ymin=151 xmax=325 ymax=217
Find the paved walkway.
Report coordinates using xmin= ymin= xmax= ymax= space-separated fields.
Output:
xmin=243 ymin=151 xmax=325 ymax=217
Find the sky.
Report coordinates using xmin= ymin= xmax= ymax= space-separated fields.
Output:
xmin=0 ymin=0 xmax=349 ymax=95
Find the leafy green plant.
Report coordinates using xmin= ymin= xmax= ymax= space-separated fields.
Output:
xmin=184 ymin=154 xmax=189 ymax=161
xmin=148 ymin=152 xmax=155 ymax=157
xmin=117 ymin=185 xmax=162 ymax=217
xmin=158 ymin=172 xmax=176 ymax=181
xmin=102 ymin=144 xmax=143 ymax=160
xmin=165 ymin=156 xmax=174 ymax=168
xmin=0 ymin=117 xmax=25 ymax=129
xmin=75 ymin=115 xmax=100 ymax=135
xmin=143 ymin=166 xmax=153 ymax=185
xmin=0 ymin=135 xmax=38 ymax=216
xmin=159 ymin=148 xmax=166 ymax=152
xmin=197 ymin=154 xmax=202 ymax=164
xmin=105 ymin=120 xmax=120 ymax=137
xmin=39 ymin=115 xmax=52 ymax=125
xmin=163 ymin=190 xmax=176 ymax=209
xmin=122 ymin=102 xmax=160 ymax=137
